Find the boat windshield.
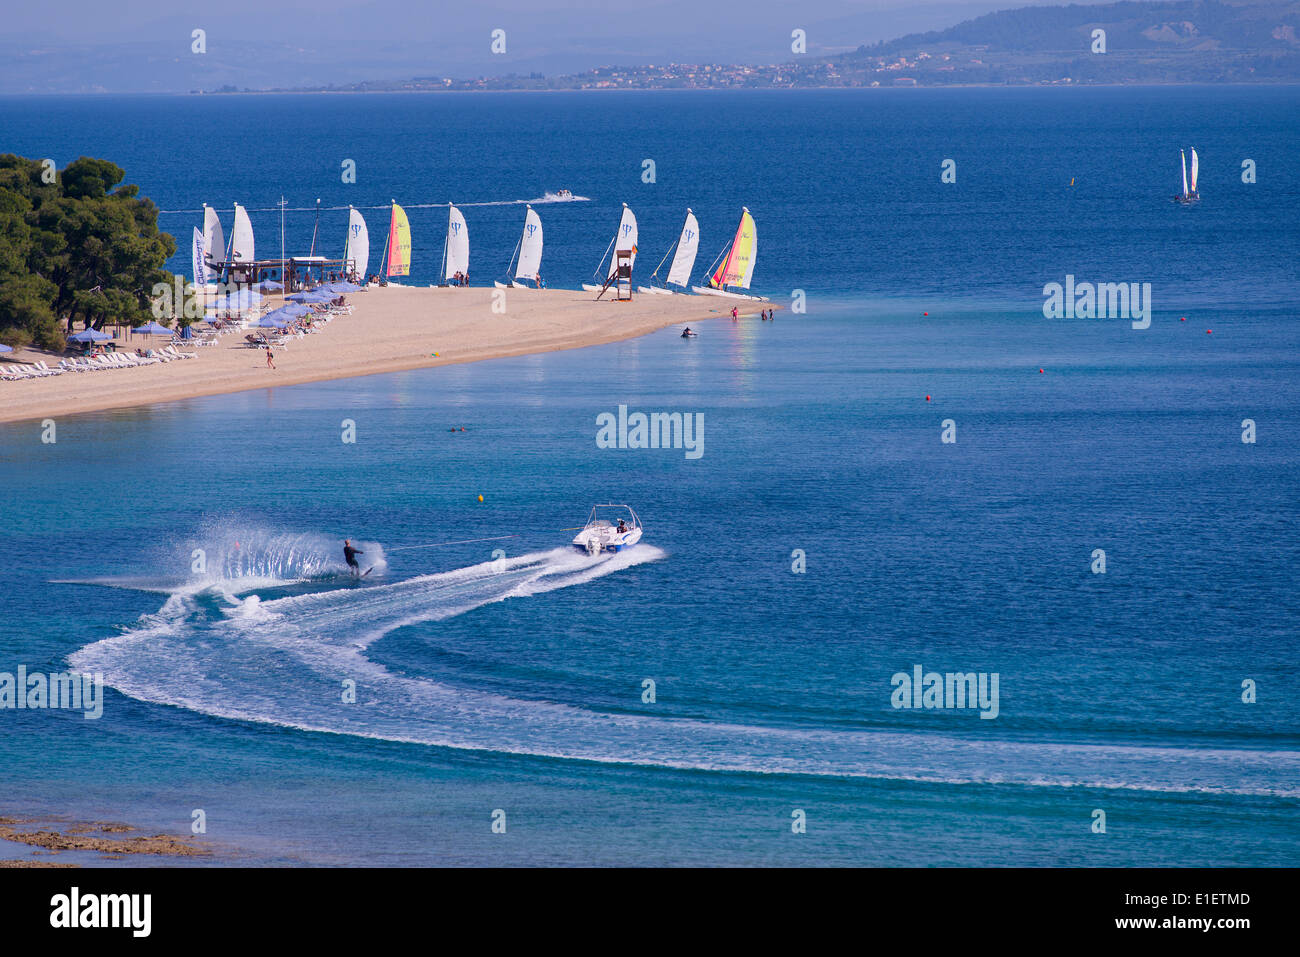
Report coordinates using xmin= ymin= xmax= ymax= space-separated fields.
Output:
xmin=585 ymin=505 xmax=639 ymax=529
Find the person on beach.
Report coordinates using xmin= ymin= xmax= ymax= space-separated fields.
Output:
xmin=266 ymin=347 xmax=275 ymax=370
xmin=343 ymin=540 xmax=364 ymax=575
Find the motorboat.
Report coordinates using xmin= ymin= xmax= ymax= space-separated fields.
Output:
xmin=571 ymin=504 xmax=643 ymax=555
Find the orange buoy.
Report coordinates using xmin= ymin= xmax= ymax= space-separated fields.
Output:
xmin=923 ymin=312 xmax=929 ymax=316
xmin=1039 ymin=368 xmax=1044 ymax=374
xmin=925 ymin=395 xmax=931 ymax=402
xmin=477 ymin=494 xmax=484 ymax=502
xmin=1206 ymin=329 xmax=1212 ymax=334
xmin=1179 ymin=317 xmax=1186 ymax=322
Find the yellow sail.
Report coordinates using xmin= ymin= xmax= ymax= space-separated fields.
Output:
xmin=710 ymin=208 xmax=756 ymax=289
xmin=386 ymin=203 xmax=411 ymax=277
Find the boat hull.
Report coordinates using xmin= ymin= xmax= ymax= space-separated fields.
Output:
xmin=691 ymin=285 xmax=769 ymax=301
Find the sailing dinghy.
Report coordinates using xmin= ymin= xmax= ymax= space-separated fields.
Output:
xmin=582 ymin=204 xmax=637 ymax=292
xmin=378 ymin=201 xmax=411 ymax=285
xmin=637 ymin=209 xmax=700 ymax=295
xmin=441 ymin=203 xmax=470 ymax=285
xmin=693 ymin=207 xmax=765 ymax=300
xmin=344 ymin=206 xmax=369 ymax=283
xmin=1175 ymin=149 xmax=1201 ymax=203
xmin=495 ymin=206 xmax=544 ymax=288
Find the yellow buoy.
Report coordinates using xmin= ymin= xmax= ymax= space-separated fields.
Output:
xmin=477 ymin=495 xmax=484 ymax=502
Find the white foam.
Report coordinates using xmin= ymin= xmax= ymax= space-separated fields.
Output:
xmin=67 ymin=545 xmax=1300 ymax=797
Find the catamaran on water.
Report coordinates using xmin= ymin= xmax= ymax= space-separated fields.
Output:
xmin=571 ymin=505 xmax=643 ymax=555
xmin=1175 ymin=148 xmax=1201 ymax=203
xmin=495 ymin=205 xmax=544 ymax=289
xmin=693 ymin=207 xmax=766 ymax=301
xmin=637 ymin=209 xmax=700 ymax=296
xmin=582 ymin=204 xmax=638 ymax=292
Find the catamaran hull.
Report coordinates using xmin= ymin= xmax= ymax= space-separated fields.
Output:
xmin=581 ymin=283 xmax=603 ymax=292
xmin=636 ymin=286 xmax=674 ymax=295
xmin=691 ymin=286 xmax=769 ymax=301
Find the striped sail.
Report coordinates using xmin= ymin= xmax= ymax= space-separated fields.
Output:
xmin=386 ymin=203 xmax=411 ymax=277
xmin=1180 ymin=150 xmax=1189 ymax=197
xmin=608 ymin=204 xmax=638 ymax=279
xmin=1190 ymin=148 xmax=1199 ymax=193
xmin=444 ymin=204 xmax=469 ymax=280
xmin=711 ymin=208 xmax=756 ymax=289
xmin=345 ymin=207 xmax=369 ymax=280
xmin=665 ymin=209 xmax=700 ymax=287
xmin=202 ymin=206 xmax=224 ymax=280
xmin=515 ymin=206 xmax=543 ymax=281
xmin=231 ymin=204 xmax=254 ymax=262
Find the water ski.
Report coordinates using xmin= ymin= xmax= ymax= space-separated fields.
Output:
xmin=360 ymin=566 xmax=374 ymax=578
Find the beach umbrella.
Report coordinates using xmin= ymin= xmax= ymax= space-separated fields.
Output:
xmin=255 ymin=280 xmax=284 ymax=292
xmin=68 ymin=327 xmax=113 ymax=343
xmin=206 ymin=290 xmax=264 ymax=313
xmin=132 ymin=320 xmax=174 ymax=336
xmin=179 ymin=325 xmax=196 ymax=339
xmin=0 ymin=343 xmax=12 ymax=354
xmin=257 ymin=313 xmax=290 ymax=329
xmin=279 ymin=303 xmax=312 ymax=317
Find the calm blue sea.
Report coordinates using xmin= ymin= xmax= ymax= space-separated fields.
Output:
xmin=1 ymin=88 xmax=1297 ymax=866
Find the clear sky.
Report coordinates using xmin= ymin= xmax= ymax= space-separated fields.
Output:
xmin=1 ymin=0 xmax=1112 ymax=92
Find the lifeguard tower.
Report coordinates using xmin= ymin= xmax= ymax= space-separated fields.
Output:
xmin=597 ymin=249 xmax=634 ymax=301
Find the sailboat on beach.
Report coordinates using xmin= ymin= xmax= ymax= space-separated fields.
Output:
xmin=344 ymin=206 xmax=369 ymax=282
xmin=582 ymin=204 xmax=637 ymax=292
xmin=441 ymin=203 xmax=470 ymax=286
xmin=379 ymin=201 xmax=411 ymax=284
xmin=495 ymin=206 xmax=544 ymax=289
xmin=1175 ymin=148 xmax=1201 ymax=203
xmin=202 ymin=204 xmax=224 ymax=282
xmin=693 ymin=207 xmax=766 ymax=300
xmin=637 ymin=209 xmax=700 ymax=295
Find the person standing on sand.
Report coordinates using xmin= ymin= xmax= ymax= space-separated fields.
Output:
xmin=266 ymin=347 xmax=275 ymax=370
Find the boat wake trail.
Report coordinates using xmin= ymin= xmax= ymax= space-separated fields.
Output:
xmin=69 ymin=545 xmax=1298 ymax=797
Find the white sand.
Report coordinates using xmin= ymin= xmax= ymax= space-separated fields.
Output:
xmin=0 ymin=286 xmax=763 ymax=424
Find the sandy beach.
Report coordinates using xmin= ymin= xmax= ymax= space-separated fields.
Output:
xmin=0 ymin=286 xmax=760 ymax=424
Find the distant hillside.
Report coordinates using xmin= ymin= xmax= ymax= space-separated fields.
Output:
xmin=220 ymin=0 xmax=1300 ymax=93
xmin=864 ymin=0 xmax=1300 ymax=54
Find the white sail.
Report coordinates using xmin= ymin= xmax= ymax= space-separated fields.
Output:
xmin=345 ymin=207 xmax=369 ymax=280
xmin=1190 ymin=148 xmax=1199 ymax=193
xmin=202 ymin=206 xmax=224 ymax=280
xmin=607 ymin=204 xmax=638 ymax=279
xmin=444 ymin=204 xmax=469 ymax=281
xmin=515 ymin=206 xmax=543 ymax=281
xmin=665 ymin=209 xmax=700 ymax=288
xmin=231 ymin=204 xmax=255 ymax=262
xmin=1180 ymin=150 xmax=1189 ymax=197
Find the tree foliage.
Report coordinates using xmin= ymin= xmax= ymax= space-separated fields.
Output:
xmin=0 ymin=155 xmax=175 ymax=351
